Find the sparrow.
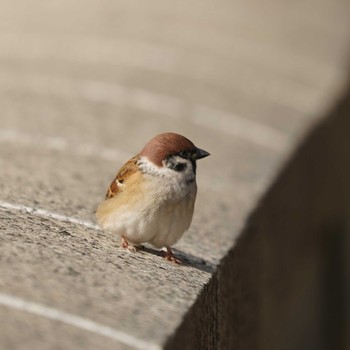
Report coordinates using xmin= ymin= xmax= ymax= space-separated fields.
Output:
xmin=96 ymin=132 xmax=210 ymax=263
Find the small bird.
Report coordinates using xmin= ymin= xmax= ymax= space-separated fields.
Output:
xmin=96 ymin=132 xmax=210 ymax=263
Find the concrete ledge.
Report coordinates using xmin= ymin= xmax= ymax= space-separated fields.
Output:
xmin=167 ymin=79 xmax=350 ymax=350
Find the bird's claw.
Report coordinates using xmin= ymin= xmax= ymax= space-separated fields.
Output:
xmin=121 ymin=236 xmax=137 ymax=253
xmin=164 ymin=247 xmax=182 ymax=264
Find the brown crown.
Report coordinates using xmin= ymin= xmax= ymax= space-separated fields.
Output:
xmin=140 ymin=133 xmax=196 ymax=166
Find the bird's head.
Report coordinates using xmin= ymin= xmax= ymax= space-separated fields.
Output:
xmin=139 ymin=132 xmax=210 ymax=179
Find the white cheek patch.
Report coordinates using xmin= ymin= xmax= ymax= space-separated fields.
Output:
xmin=138 ymin=156 xmax=194 ymax=179
xmin=137 ymin=157 xmax=173 ymax=177
xmin=137 ymin=156 xmax=196 ymax=199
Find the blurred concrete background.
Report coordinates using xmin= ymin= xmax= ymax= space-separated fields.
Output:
xmin=0 ymin=0 xmax=349 ymax=349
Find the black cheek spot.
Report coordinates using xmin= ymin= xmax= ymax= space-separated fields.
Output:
xmin=167 ymin=157 xmax=187 ymax=172
xmin=174 ymin=162 xmax=187 ymax=172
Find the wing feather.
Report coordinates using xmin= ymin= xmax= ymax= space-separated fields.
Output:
xmin=105 ymin=155 xmax=139 ymax=199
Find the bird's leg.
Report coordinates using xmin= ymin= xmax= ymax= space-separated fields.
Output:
xmin=164 ymin=246 xmax=182 ymax=264
xmin=121 ymin=235 xmax=136 ymax=253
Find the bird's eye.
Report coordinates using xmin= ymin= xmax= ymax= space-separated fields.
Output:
xmin=179 ymin=151 xmax=187 ymax=158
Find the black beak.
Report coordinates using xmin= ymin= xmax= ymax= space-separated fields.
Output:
xmin=194 ymin=147 xmax=210 ymax=160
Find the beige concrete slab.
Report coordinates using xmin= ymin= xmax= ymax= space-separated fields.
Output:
xmin=0 ymin=0 xmax=349 ymax=348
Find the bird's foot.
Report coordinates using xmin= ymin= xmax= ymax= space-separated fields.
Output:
xmin=163 ymin=247 xmax=182 ymax=264
xmin=121 ymin=236 xmax=137 ymax=253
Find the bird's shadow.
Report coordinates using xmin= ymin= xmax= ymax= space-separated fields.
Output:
xmin=139 ymin=245 xmax=216 ymax=274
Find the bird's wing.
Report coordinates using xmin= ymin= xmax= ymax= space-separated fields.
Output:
xmin=105 ymin=155 xmax=140 ymax=199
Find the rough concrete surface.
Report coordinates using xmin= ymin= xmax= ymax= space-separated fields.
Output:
xmin=0 ymin=0 xmax=349 ymax=349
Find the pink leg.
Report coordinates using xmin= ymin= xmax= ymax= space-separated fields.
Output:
xmin=164 ymin=246 xmax=182 ymax=264
xmin=121 ymin=235 xmax=136 ymax=253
